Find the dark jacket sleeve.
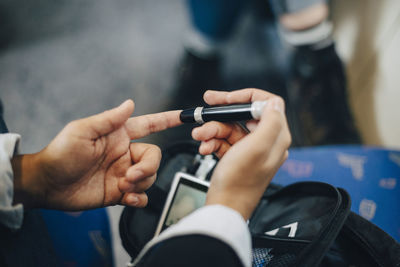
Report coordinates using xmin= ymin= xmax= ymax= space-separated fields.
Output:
xmin=136 ymin=234 xmax=244 ymax=267
xmin=0 ymin=99 xmax=8 ymax=134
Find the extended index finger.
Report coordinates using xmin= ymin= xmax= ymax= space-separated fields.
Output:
xmin=203 ymin=88 xmax=277 ymax=106
xmin=126 ymin=110 xmax=182 ymax=139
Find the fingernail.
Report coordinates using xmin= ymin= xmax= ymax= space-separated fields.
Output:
xmin=201 ymin=141 xmax=211 ymax=151
xmin=128 ymin=195 xmax=139 ymax=206
xmin=203 ymin=91 xmax=212 ymax=101
xmin=127 ymin=169 xmax=143 ymax=180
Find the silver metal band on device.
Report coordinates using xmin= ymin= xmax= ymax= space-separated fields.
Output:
xmin=250 ymin=101 xmax=268 ymax=120
xmin=194 ymin=106 xmax=204 ymax=124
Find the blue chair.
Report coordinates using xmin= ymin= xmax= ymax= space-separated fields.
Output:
xmin=40 ymin=208 xmax=114 ymax=267
xmin=274 ymin=145 xmax=400 ymax=242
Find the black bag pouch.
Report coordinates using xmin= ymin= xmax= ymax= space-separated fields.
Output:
xmin=326 ymin=212 xmax=400 ymax=267
xmin=120 ymin=142 xmax=400 ymax=266
xmin=249 ymin=182 xmax=351 ymax=266
xmin=119 ymin=141 xmax=207 ymax=260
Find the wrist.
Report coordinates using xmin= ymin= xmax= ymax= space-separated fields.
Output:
xmin=207 ymin=168 xmax=270 ymax=220
xmin=206 ymin=187 xmax=262 ymax=221
xmin=11 ymin=153 xmax=47 ymax=209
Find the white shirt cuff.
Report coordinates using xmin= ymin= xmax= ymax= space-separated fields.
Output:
xmin=134 ymin=205 xmax=252 ymax=267
xmin=0 ymin=133 xmax=24 ymax=230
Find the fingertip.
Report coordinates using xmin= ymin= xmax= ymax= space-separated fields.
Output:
xmin=203 ymin=90 xmax=213 ymax=103
xmin=192 ymin=124 xmax=215 ymax=141
xmin=265 ymin=97 xmax=284 ymax=114
xmin=191 ymin=127 xmax=202 ymax=140
xmin=118 ymin=178 xmax=135 ymax=192
xmin=125 ymin=169 xmax=144 ymax=181
xmin=120 ymin=99 xmax=134 ymax=111
xmin=203 ymin=90 xmax=221 ymax=103
xmin=126 ymin=193 xmax=140 ymax=206
xmin=122 ymin=98 xmax=134 ymax=105
xmin=115 ymin=99 xmax=135 ymax=122
xmin=125 ymin=193 xmax=148 ymax=208
xmin=199 ymin=141 xmax=211 ymax=155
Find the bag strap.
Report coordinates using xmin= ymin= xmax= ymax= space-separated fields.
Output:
xmin=341 ymin=212 xmax=400 ymax=267
xmin=295 ymin=187 xmax=351 ymax=266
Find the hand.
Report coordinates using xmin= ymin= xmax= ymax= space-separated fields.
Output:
xmin=12 ymin=100 xmax=182 ymax=210
xmin=192 ymin=89 xmax=291 ymax=220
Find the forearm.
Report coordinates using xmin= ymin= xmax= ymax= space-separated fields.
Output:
xmin=11 ymin=153 xmax=46 ymax=209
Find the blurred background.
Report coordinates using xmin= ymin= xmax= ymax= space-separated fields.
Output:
xmin=0 ymin=0 xmax=399 ymax=266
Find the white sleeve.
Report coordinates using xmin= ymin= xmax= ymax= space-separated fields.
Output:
xmin=0 ymin=133 xmax=24 ymax=230
xmin=133 ymin=204 xmax=252 ymax=267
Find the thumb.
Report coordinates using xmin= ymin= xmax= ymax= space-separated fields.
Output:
xmin=81 ymin=99 xmax=135 ymax=138
xmin=249 ymin=97 xmax=285 ymax=148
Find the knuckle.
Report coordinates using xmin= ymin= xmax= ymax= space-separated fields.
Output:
xmin=275 ymin=95 xmax=285 ymax=105
xmin=65 ymin=120 xmax=79 ymax=130
xmin=246 ymin=88 xmax=262 ymax=94
xmin=142 ymin=143 xmax=161 ymax=159
xmin=191 ymin=127 xmax=202 ymax=140
xmin=276 ymin=96 xmax=286 ymax=111
xmin=151 ymin=144 xmax=162 ymax=157
xmin=262 ymin=161 xmax=275 ymax=176
xmin=148 ymin=119 xmax=157 ymax=134
xmin=285 ymin=132 xmax=292 ymax=148
xmin=284 ymin=150 xmax=289 ymax=161
xmin=143 ymin=174 xmax=157 ymax=188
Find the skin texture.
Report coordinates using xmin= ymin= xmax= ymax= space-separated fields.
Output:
xmin=192 ymin=89 xmax=292 ymax=220
xmin=11 ymin=100 xmax=182 ymax=210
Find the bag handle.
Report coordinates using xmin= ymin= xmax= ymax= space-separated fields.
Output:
xmin=295 ymin=187 xmax=351 ymax=266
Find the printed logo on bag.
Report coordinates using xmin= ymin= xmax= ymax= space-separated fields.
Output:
xmin=337 ymin=153 xmax=367 ymax=180
xmin=389 ymin=152 xmax=400 ymax=167
xmin=281 ymin=160 xmax=313 ymax=178
xmin=359 ymin=199 xmax=377 ymax=220
xmin=264 ymin=222 xmax=298 ymax=238
xmin=379 ymin=178 xmax=397 ymax=189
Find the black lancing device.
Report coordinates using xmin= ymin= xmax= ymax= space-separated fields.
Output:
xmin=180 ymin=101 xmax=268 ymax=124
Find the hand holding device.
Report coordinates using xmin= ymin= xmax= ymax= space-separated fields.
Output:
xmin=192 ymin=89 xmax=292 ymax=220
